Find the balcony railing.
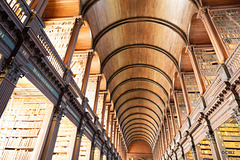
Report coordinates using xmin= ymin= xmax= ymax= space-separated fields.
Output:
xmin=4 ymin=0 xmax=31 ymax=25
xmin=226 ymin=41 xmax=240 ymax=77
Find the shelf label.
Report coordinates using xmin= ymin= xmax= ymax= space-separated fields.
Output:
xmin=27 ymin=63 xmax=59 ymax=98
xmin=66 ymin=105 xmax=80 ymax=122
xmin=0 ymin=28 xmax=15 ymax=50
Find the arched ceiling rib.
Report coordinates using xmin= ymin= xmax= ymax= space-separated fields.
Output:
xmin=80 ymin=0 xmax=196 ymax=148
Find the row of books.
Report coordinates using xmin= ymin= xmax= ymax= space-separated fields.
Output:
xmin=1 ymin=122 xmax=42 ymax=128
xmin=5 ymin=137 xmax=38 ymax=148
xmin=1 ymin=150 xmax=32 ymax=160
xmin=5 ymin=129 xmax=40 ymax=137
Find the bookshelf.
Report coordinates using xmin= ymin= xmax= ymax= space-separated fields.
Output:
xmin=194 ymin=48 xmax=219 ymax=88
xmin=52 ymin=116 xmax=77 ymax=160
xmin=96 ymin=93 xmax=104 ymax=123
xmin=79 ymin=135 xmax=91 ymax=160
xmin=209 ymin=9 xmax=240 ymax=54
xmin=186 ymin=150 xmax=193 ymax=160
xmin=44 ymin=20 xmax=75 ymax=60
xmin=0 ymin=96 xmax=53 ymax=160
xmin=94 ymin=147 xmax=101 ymax=160
xmin=183 ymin=74 xmax=200 ymax=111
xmin=71 ymin=53 xmax=88 ymax=90
xmin=215 ymin=118 xmax=240 ymax=160
xmin=86 ymin=76 xmax=98 ymax=110
xmin=197 ymin=138 xmax=213 ymax=160
xmin=176 ymin=93 xmax=187 ymax=124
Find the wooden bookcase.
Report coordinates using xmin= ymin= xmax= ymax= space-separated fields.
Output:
xmin=79 ymin=135 xmax=91 ymax=160
xmin=209 ymin=9 xmax=240 ymax=54
xmin=176 ymin=92 xmax=187 ymax=124
xmin=194 ymin=48 xmax=219 ymax=88
xmin=183 ymin=74 xmax=200 ymax=111
xmin=52 ymin=116 xmax=77 ymax=160
xmin=185 ymin=150 xmax=193 ymax=160
xmin=0 ymin=96 xmax=53 ymax=160
xmin=71 ymin=53 xmax=88 ymax=90
xmin=215 ymin=118 xmax=240 ymax=160
xmin=196 ymin=138 xmax=213 ymax=160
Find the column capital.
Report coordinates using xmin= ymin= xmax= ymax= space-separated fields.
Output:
xmin=1 ymin=61 xmax=24 ymax=85
xmin=54 ymin=106 xmax=67 ymax=122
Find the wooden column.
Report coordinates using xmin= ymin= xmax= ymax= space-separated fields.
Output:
xmin=207 ymin=132 xmax=222 ymax=160
xmin=89 ymin=139 xmax=96 ymax=160
xmin=199 ymin=8 xmax=228 ymax=63
xmin=116 ymin=129 xmax=119 ymax=151
xmin=169 ymin=103 xmax=176 ymax=136
xmin=106 ymin=105 xmax=111 ymax=134
xmin=166 ymin=115 xmax=172 ymax=142
xmin=178 ymin=72 xmax=191 ymax=115
xmin=101 ymin=93 xmax=108 ymax=126
xmin=0 ymin=62 xmax=23 ymax=118
xmin=173 ymin=91 xmax=182 ymax=127
xmin=40 ymin=106 xmax=66 ymax=160
xmin=110 ymin=114 xmax=114 ymax=142
xmin=64 ymin=18 xmax=83 ymax=68
xmin=32 ymin=0 xmax=50 ymax=17
xmin=187 ymin=46 xmax=206 ymax=95
xmin=72 ymin=120 xmax=86 ymax=160
xmin=81 ymin=51 xmax=94 ymax=96
xmin=93 ymin=75 xmax=102 ymax=113
xmin=113 ymin=121 xmax=117 ymax=146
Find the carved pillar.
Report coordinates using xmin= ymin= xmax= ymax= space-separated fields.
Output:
xmin=93 ymin=76 xmax=102 ymax=113
xmin=40 ymin=106 xmax=66 ymax=160
xmin=89 ymin=139 xmax=96 ymax=160
xmin=199 ymin=8 xmax=228 ymax=63
xmin=106 ymin=105 xmax=111 ymax=134
xmin=110 ymin=114 xmax=114 ymax=142
xmin=169 ymin=103 xmax=177 ymax=136
xmin=64 ymin=18 xmax=83 ymax=67
xmin=81 ymin=51 xmax=94 ymax=96
xmin=33 ymin=0 xmax=50 ymax=17
xmin=72 ymin=120 xmax=86 ymax=160
xmin=0 ymin=62 xmax=23 ymax=117
xmin=113 ymin=121 xmax=117 ymax=147
xmin=187 ymin=46 xmax=206 ymax=95
xmin=179 ymin=72 xmax=191 ymax=115
xmin=101 ymin=93 xmax=108 ymax=126
xmin=206 ymin=132 xmax=222 ymax=160
xmin=188 ymin=132 xmax=198 ymax=160
xmin=204 ymin=114 xmax=222 ymax=160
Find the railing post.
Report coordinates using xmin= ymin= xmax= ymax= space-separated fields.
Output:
xmin=199 ymin=8 xmax=228 ymax=63
xmin=187 ymin=46 xmax=206 ymax=95
xmin=81 ymin=51 xmax=94 ymax=95
xmin=93 ymin=75 xmax=102 ymax=113
xmin=64 ymin=17 xmax=84 ymax=68
xmin=179 ymin=72 xmax=192 ymax=115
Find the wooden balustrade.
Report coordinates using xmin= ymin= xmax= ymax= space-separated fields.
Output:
xmin=226 ymin=42 xmax=240 ymax=76
xmin=37 ymin=29 xmax=66 ymax=77
xmin=4 ymin=0 xmax=31 ymax=25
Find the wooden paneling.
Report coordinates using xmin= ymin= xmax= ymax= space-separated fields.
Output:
xmin=202 ymin=0 xmax=240 ymax=7
xmin=189 ymin=14 xmax=211 ymax=45
xmin=44 ymin=0 xmax=79 ymax=18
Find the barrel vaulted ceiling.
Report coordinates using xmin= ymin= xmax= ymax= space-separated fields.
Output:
xmin=78 ymin=0 xmax=198 ymax=149
xmin=44 ymin=0 xmax=233 ymax=150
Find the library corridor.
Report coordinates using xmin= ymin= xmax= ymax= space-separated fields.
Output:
xmin=0 ymin=0 xmax=240 ymax=160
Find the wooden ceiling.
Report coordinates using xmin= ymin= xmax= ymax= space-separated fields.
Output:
xmin=81 ymin=0 xmax=196 ymax=149
xmin=43 ymin=0 xmax=239 ymax=150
